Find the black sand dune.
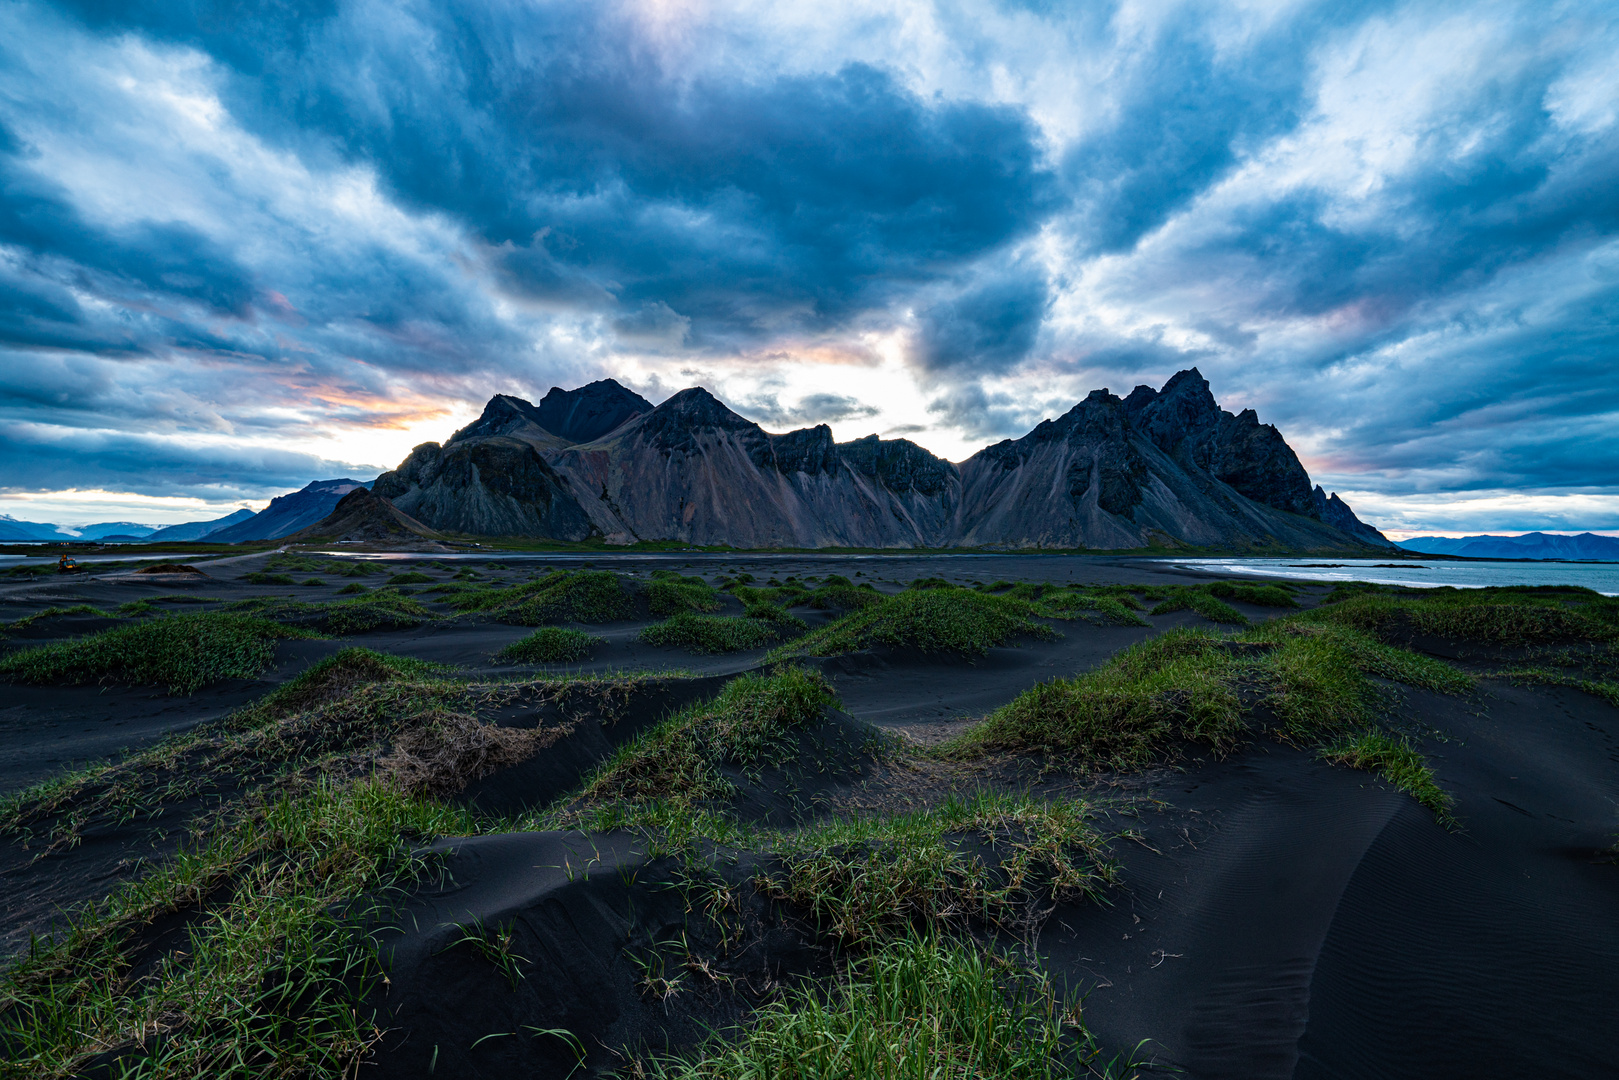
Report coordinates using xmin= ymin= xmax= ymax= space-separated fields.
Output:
xmin=1 ymin=550 xmax=1615 ymax=1078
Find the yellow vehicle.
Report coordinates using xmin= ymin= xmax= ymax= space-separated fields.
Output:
xmin=57 ymin=554 xmax=87 ymax=573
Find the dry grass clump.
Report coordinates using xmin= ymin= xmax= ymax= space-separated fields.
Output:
xmin=379 ymin=712 xmax=566 ymax=800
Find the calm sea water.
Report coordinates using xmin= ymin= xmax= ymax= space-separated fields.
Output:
xmin=1158 ymin=557 xmax=1619 ymax=596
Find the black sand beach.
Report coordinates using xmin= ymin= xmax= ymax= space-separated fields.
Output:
xmin=1 ymin=549 xmax=1614 ymax=1078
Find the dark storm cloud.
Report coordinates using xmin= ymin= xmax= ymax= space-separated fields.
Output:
xmin=913 ymin=268 xmax=1049 ymax=373
xmin=54 ymin=2 xmax=1054 ymax=343
xmin=2 ymin=0 xmax=1617 ymax=521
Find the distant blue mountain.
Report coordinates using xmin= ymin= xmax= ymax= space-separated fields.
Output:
xmin=142 ymin=508 xmax=257 ymax=542
xmin=0 ymin=518 xmax=155 ymax=541
xmin=1399 ymin=532 xmax=1619 ymax=561
xmin=207 ymin=479 xmax=375 ymax=543
xmin=75 ymin=521 xmax=157 ymax=540
xmin=0 ymin=517 xmax=71 ymax=541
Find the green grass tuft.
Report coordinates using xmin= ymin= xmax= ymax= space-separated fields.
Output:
xmin=1206 ymin=581 xmax=1298 ymax=607
xmin=0 ymin=777 xmax=478 ymax=1079
xmin=227 ymin=592 xmax=431 ymax=635
xmin=758 ymin=792 xmax=1116 ymax=945
xmin=1320 ymin=730 xmax=1455 ymax=825
xmin=386 ymin=571 xmax=435 ymax=585
xmin=335 ymin=582 xmax=368 ymax=595
xmin=770 ymin=586 xmax=1059 ymax=660
xmin=955 ymin=629 xmax=1243 ymax=767
xmin=647 ymin=573 xmax=724 ymax=616
xmin=640 ymin=613 xmax=784 ymax=654
xmin=643 ymin=934 xmax=1098 ymax=1080
xmin=1148 ymin=587 xmax=1249 ymax=625
xmin=444 ymin=569 xmax=632 ymax=625
xmin=571 ymin=667 xmax=836 ymax=808
xmin=0 ymin=612 xmax=316 ymax=694
xmin=242 ymin=572 xmax=297 ymax=586
xmin=1306 ymin=588 xmax=1617 ymax=646
xmin=956 ymin=620 xmax=1473 ymax=770
xmin=497 ymin=626 xmax=603 ymax=664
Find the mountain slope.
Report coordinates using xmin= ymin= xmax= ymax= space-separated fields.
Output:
xmin=207 ymin=479 xmax=374 ymax=543
xmin=545 ymin=388 xmax=960 ymax=546
xmin=283 ymin=487 xmax=445 ymax=544
xmin=142 ymin=509 xmax=256 ymax=543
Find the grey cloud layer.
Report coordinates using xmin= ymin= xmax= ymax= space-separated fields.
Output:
xmin=1 ymin=0 xmax=1615 ymax=517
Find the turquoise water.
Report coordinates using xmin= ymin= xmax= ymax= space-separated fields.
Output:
xmin=1158 ymin=557 xmax=1619 ymax=596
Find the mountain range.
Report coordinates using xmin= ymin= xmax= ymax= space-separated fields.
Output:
xmin=370 ymin=371 xmax=1394 ymax=551
xmin=1400 ymin=532 xmax=1619 ymax=561
xmin=0 ymin=518 xmax=160 ymax=542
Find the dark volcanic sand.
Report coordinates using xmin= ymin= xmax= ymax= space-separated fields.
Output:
xmin=2 ymin=550 xmax=1616 ymax=1078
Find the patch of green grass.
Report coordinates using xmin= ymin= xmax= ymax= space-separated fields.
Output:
xmin=0 ymin=777 xmax=479 ymax=1079
xmin=643 ymin=934 xmax=1102 ymax=1080
xmin=647 ymin=572 xmax=724 ymax=616
xmin=243 ymin=572 xmax=298 ymax=586
xmin=497 ymin=627 xmax=603 ymax=664
xmin=228 ymin=592 xmax=431 ymax=634
xmin=770 ymin=586 xmax=1060 ymax=660
xmin=266 ymin=554 xmax=379 ymax=578
xmin=443 ymin=569 xmax=633 ymax=625
xmin=1148 ymin=587 xmax=1249 ymax=625
xmin=1319 ymin=730 xmax=1455 ymax=825
xmin=955 ymin=630 xmax=1242 ymax=767
xmin=1307 ymin=587 xmax=1617 ymax=646
xmin=570 ymin=667 xmax=836 ymax=809
xmin=1034 ymin=591 xmax=1151 ymax=627
xmin=1206 ymin=581 xmax=1298 ymax=607
xmin=386 ymin=571 xmax=435 ymax=585
xmin=957 ymin=621 xmax=1473 ymax=769
xmin=301 ymin=578 xmax=326 ymax=587
xmin=336 ymin=582 xmax=368 ymax=595
xmin=805 ymin=575 xmax=884 ymax=611
xmin=640 ymin=613 xmax=783 ymax=654
xmin=0 ymin=612 xmax=317 ymax=694
xmin=758 ymin=791 xmax=1116 ymax=945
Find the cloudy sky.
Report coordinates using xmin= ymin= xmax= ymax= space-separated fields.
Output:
xmin=1 ymin=0 xmax=1615 ymax=537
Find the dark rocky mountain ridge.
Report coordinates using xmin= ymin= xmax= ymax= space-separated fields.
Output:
xmin=372 ymin=372 xmax=1392 ymax=550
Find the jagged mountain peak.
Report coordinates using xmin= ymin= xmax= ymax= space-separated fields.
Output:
xmin=449 ymin=394 xmax=550 ymax=446
xmin=634 ymin=386 xmax=761 ymax=450
xmin=535 ymin=378 xmax=652 ymax=443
